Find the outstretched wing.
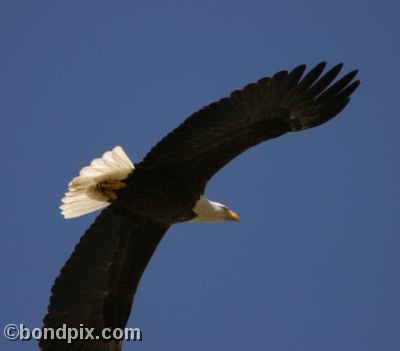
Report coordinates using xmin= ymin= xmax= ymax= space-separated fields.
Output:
xmin=40 ymin=205 xmax=170 ymax=351
xmin=139 ymin=62 xmax=359 ymax=186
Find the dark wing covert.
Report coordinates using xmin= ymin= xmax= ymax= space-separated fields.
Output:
xmin=40 ymin=205 xmax=170 ymax=351
xmin=140 ymin=62 xmax=359 ymax=186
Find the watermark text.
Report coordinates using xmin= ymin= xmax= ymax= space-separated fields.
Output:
xmin=3 ymin=323 xmax=142 ymax=343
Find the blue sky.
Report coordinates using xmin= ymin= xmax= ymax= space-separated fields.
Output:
xmin=1 ymin=1 xmax=399 ymax=350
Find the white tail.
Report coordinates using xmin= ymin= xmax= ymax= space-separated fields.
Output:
xmin=60 ymin=146 xmax=134 ymax=219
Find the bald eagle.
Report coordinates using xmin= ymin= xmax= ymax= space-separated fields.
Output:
xmin=40 ymin=62 xmax=359 ymax=350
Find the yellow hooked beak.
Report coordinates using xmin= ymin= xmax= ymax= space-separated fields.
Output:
xmin=226 ymin=209 xmax=240 ymax=222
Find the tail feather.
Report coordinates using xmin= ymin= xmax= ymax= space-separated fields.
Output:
xmin=60 ymin=146 xmax=134 ymax=219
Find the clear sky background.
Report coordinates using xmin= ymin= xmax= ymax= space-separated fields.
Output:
xmin=1 ymin=1 xmax=399 ymax=350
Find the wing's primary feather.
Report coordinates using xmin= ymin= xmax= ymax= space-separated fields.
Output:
xmin=40 ymin=205 xmax=170 ymax=350
xmin=139 ymin=62 xmax=359 ymax=187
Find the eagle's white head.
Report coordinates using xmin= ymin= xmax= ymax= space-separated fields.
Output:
xmin=191 ymin=195 xmax=240 ymax=222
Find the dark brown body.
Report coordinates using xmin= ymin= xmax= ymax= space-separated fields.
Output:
xmin=117 ymin=163 xmax=204 ymax=223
